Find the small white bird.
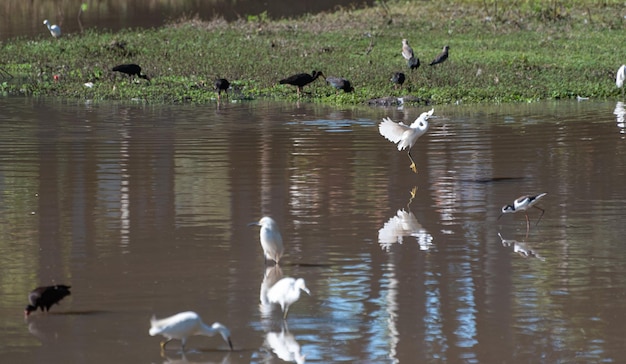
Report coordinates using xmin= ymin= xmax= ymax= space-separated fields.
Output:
xmin=249 ymin=216 xmax=284 ymax=264
xmin=401 ymin=39 xmax=414 ymax=61
xmin=378 ymin=108 xmax=434 ymax=173
xmin=148 ymin=311 xmax=233 ymax=351
xmin=616 ymin=65 xmax=625 ymax=89
xmin=267 ymin=277 xmax=310 ymax=319
xmin=498 ymin=193 xmax=547 ymax=231
xmin=43 ymin=19 xmax=61 ymax=39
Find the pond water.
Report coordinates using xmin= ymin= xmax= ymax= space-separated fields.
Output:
xmin=0 ymin=97 xmax=625 ymax=364
xmin=1 ymin=0 xmax=372 ymax=41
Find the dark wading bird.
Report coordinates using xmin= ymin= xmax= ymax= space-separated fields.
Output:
xmin=25 ymin=285 xmax=71 ymax=316
xmin=326 ymin=77 xmax=354 ymax=94
xmin=214 ymin=78 xmax=230 ymax=101
xmin=429 ymin=45 xmax=450 ymax=66
xmin=112 ymin=64 xmax=150 ymax=83
xmin=390 ymin=72 xmax=406 ymax=89
xmin=279 ymin=71 xmax=325 ymax=97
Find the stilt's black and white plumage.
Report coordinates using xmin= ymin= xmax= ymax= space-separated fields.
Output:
xmin=498 ymin=193 xmax=548 ymax=231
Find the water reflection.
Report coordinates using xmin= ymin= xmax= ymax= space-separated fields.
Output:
xmin=264 ymin=322 xmax=306 ymax=364
xmin=161 ymin=352 xmax=232 ymax=364
xmin=614 ymin=101 xmax=625 ymax=135
xmin=260 ymin=265 xmax=284 ymax=318
xmin=378 ymin=187 xmax=434 ymax=251
xmin=498 ymin=233 xmax=545 ymax=261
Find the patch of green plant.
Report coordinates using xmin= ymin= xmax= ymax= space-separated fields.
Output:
xmin=0 ymin=0 xmax=625 ymax=105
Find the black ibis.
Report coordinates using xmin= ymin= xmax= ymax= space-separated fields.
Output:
xmin=279 ymin=71 xmax=325 ymax=97
xmin=430 ymin=45 xmax=450 ymax=66
xmin=25 ymin=284 xmax=71 ymax=316
xmin=214 ymin=78 xmax=230 ymax=101
xmin=112 ymin=64 xmax=150 ymax=83
xmin=408 ymin=56 xmax=420 ymax=70
xmin=326 ymin=77 xmax=354 ymax=94
xmin=390 ymin=72 xmax=406 ymax=89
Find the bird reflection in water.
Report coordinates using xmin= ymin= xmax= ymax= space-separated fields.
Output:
xmin=498 ymin=233 xmax=545 ymax=261
xmin=264 ymin=322 xmax=306 ymax=364
xmin=614 ymin=102 xmax=626 ymax=135
xmin=161 ymin=351 xmax=231 ymax=364
xmin=378 ymin=187 xmax=433 ymax=252
xmin=260 ymin=265 xmax=284 ymax=318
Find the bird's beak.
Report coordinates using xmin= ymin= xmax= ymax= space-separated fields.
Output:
xmin=227 ymin=337 xmax=233 ymax=351
xmin=497 ymin=213 xmax=504 ymax=221
xmin=303 ymin=287 xmax=311 ymax=296
xmin=247 ymin=222 xmax=260 ymax=227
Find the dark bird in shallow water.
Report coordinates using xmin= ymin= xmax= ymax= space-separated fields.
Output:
xmin=429 ymin=45 xmax=450 ymax=66
xmin=25 ymin=285 xmax=71 ymax=316
xmin=326 ymin=77 xmax=354 ymax=94
xmin=279 ymin=70 xmax=325 ymax=97
xmin=390 ymin=72 xmax=406 ymax=89
xmin=112 ymin=64 xmax=150 ymax=83
xmin=214 ymin=78 xmax=230 ymax=100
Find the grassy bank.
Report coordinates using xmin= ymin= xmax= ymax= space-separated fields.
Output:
xmin=1 ymin=1 xmax=625 ymax=105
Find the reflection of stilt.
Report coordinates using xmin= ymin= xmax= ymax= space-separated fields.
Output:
xmin=497 ymin=233 xmax=544 ymax=261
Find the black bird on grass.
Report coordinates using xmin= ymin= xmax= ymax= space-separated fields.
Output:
xmin=112 ymin=64 xmax=150 ymax=83
xmin=391 ymin=72 xmax=406 ymax=89
xmin=326 ymin=77 xmax=354 ymax=94
xmin=429 ymin=45 xmax=450 ymax=66
xmin=25 ymin=285 xmax=71 ymax=316
xmin=214 ymin=78 xmax=230 ymax=100
xmin=279 ymin=70 xmax=325 ymax=97
xmin=408 ymin=56 xmax=420 ymax=70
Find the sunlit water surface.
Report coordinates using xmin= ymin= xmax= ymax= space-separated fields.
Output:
xmin=1 ymin=97 xmax=626 ymax=363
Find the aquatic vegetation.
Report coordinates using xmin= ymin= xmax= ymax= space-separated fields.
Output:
xmin=0 ymin=1 xmax=624 ymax=105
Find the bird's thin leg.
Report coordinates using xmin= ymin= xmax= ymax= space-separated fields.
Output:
xmin=533 ymin=205 xmax=545 ymax=226
xmin=160 ymin=339 xmax=172 ymax=351
xmin=407 ymin=149 xmax=417 ymax=173
xmin=283 ymin=305 xmax=290 ymax=320
xmin=525 ymin=213 xmax=530 ymax=232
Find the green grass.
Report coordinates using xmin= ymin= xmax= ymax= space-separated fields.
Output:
xmin=1 ymin=0 xmax=625 ymax=105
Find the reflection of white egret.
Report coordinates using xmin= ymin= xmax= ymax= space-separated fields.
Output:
xmin=249 ymin=216 xmax=284 ymax=264
xmin=265 ymin=326 xmax=306 ymax=364
xmin=614 ymin=102 xmax=626 ymax=134
xmin=498 ymin=233 xmax=545 ymax=261
xmin=379 ymin=109 xmax=434 ymax=173
xmin=378 ymin=209 xmax=433 ymax=251
xmin=162 ymin=351 xmax=232 ymax=364
xmin=267 ymin=278 xmax=310 ymax=319
xmin=149 ymin=311 xmax=233 ymax=351
xmin=260 ymin=265 xmax=284 ymax=317
xmin=43 ymin=20 xmax=61 ymax=38
xmin=498 ymin=193 xmax=547 ymax=232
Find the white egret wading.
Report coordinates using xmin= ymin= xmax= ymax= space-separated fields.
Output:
xmin=379 ymin=108 xmax=434 ymax=173
xmin=249 ymin=216 xmax=284 ymax=264
xmin=267 ymin=277 xmax=310 ymax=319
xmin=149 ymin=311 xmax=233 ymax=351
xmin=43 ymin=20 xmax=61 ymax=38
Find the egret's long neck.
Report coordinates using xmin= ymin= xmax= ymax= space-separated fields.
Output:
xmin=198 ymin=322 xmax=217 ymax=336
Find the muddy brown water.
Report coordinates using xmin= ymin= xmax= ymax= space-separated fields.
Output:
xmin=1 ymin=97 xmax=626 ymax=363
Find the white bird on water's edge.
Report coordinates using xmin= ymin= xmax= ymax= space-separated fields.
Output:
xmin=249 ymin=216 xmax=284 ymax=264
xmin=43 ymin=20 xmax=61 ymax=38
xmin=267 ymin=277 xmax=310 ymax=319
xmin=616 ymin=65 xmax=625 ymax=89
xmin=379 ymin=108 xmax=434 ymax=173
xmin=148 ymin=311 xmax=233 ymax=351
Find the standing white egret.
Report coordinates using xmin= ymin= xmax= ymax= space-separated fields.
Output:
xmin=248 ymin=216 xmax=284 ymax=264
xmin=266 ymin=277 xmax=310 ymax=319
xmin=149 ymin=311 xmax=233 ymax=351
xmin=498 ymin=193 xmax=547 ymax=231
xmin=378 ymin=108 xmax=434 ymax=173
xmin=43 ymin=20 xmax=61 ymax=38
xmin=616 ymin=65 xmax=625 ymax=90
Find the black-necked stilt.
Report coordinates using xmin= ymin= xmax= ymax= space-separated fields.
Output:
xmin=498 ymin=192 xmax=547 ymax=230
xmin=379 ymin=109 xmax=434 ymax=173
